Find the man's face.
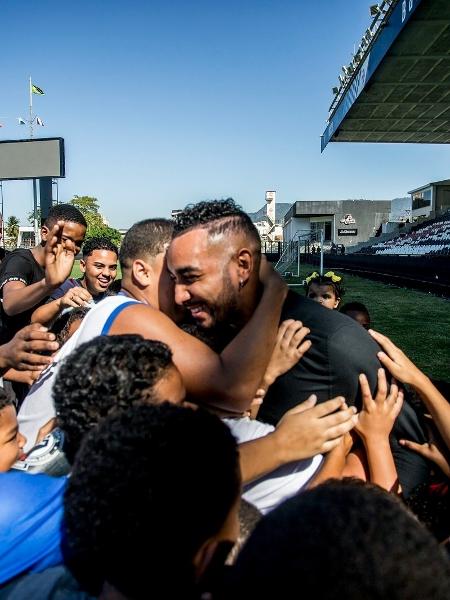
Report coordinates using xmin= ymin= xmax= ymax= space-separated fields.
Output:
xmin=0 ymin=405 xmax=26 ymax=472
xmin=42 ymin=221 xmax=86 ymax=255
xmin=167 ymin=229 xmax=240 ymax=329
xmin=80 ymin=249 xmax=118 ymax=295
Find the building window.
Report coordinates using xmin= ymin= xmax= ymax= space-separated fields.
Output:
xmin=311 ymin=221 xmax=332 ymax=241
xmin=412 ymin=189 xmax=431 ymax=210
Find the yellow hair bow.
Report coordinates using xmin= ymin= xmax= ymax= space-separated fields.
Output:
xmin=324 ymin=271 xmax=342 ymax=283
xmin=305 ymin=272 xmax=319 ymax=285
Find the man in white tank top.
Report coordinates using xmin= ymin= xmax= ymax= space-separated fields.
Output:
xmin=19 ymin=218 xmax=288 ymax=448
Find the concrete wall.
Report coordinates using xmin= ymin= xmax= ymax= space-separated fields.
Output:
xmin=283 ymin=200 xmax=391 ymax=247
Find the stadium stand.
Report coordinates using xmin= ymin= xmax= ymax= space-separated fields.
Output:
xmin=356 ymin=212 xmax=450 ymax=256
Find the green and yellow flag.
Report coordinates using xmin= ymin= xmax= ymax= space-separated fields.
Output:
xmin=31 ymin=83 xmax=45 ymax=95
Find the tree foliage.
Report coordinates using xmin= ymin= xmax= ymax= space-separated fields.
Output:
xmin=27 ymin=208 xmax=41 ymax=226
xmin=5 ymin=216 xmax=20 ymax=248
xmin=84 ymin=224 xmax=122 ymax=247
xmin=69 ymin=195 xmax=121 ymax=246
xmin=69 ymin=195 xmax=104 ymax=229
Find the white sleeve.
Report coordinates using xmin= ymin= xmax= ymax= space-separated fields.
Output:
xmin=223 ymin=417 xmax=323 ymax=515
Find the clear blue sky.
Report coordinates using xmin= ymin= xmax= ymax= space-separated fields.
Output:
xmin=2 ymin=0 xmax=450 ymax=228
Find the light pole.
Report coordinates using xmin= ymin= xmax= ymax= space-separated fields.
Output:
xmin=52 ymin=178 xmax=59 ymax=205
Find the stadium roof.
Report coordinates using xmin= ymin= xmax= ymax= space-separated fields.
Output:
xmin=408 ymin=178 xmax=450 ymax=193
xmin=321 ymin=0 xmax=450 ymax=151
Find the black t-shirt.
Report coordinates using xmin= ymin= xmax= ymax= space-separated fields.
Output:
xmin=258 ymin=291 xmax=381 ymax=425
xmin=0 ymin=248 xmax=46 ymax=343
xmin=258 ymin=291 xmax=430 ymax=496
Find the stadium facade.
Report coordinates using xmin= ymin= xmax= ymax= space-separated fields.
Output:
xmin=282 ymin=199 xmax=390 ymax=248
xmin=408 ymin=178 xmax=450 ymax=219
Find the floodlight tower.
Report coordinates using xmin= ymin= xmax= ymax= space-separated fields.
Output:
xmin=265 ymin=190 xmax=276 ymax=226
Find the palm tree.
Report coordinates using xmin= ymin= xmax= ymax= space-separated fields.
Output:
xmin=5 ymin=216 xmax=20 ymax=249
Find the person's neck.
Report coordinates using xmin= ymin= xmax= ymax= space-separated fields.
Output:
xmin=237 ymin=279 xmax=263 ymax=327
xmin=31 ymin=244 xmax=46 ymax=268
xmin=120 ymin=279 xmax=156 ymax=307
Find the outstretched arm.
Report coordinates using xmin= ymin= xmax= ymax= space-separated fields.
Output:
xmin=239 ymin=395 xmax=357 ymax=484
xmin=249 ymin=319 xmax=311 ymax=418
xmin=307 ymin=432 xmax=354 ymax=488
xmin=3 ymin=222 xmax=75 ymax=316
xmin=369 ymin=329 xmax=450 ymax=451
xmin=111 ymin=262 xmax=287 ymax=413
xmin=261 ymin=319 xmax=312 ymax=390
xmin=0 ymin=323 xmax=59 ymax=374
xmin=31 ymin=287 xmax=92 ymax=326
xmin=354 ymin=368 xmax=403 ymax=493
xmin=399 ymin=437 xmax=450 ymax=478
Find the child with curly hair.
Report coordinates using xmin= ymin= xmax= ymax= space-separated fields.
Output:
xmin=304 ymin=271 xmax=345 ymax=309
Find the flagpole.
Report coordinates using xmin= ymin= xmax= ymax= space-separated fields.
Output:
xmin=29 ymin=76 xmax=39 ymax=243
xmin=29 ymin=76 xmax=34 ymax=139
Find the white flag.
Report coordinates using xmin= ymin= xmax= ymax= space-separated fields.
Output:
xmin=36 ymin=117 xmax=44 ymax=126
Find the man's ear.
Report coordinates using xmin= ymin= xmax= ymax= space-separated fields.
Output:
xmin=79 ymin=259 xmax=86 ymax=274
xmin=131 ymin=258 xmax=152 ymax=287
xmin=236 ymin=248 xmax=253 ymax=286
xmin=40 ymin=225 xmax=49 ymax=243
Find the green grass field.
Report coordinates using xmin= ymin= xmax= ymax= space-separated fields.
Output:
xmin=72 ymin=260 xmax=449 ymax=380
xmin=287 ymin=265 xmax=450 ymax=381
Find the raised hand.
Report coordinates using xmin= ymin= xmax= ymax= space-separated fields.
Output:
xmin=399 ymin=438 xmax=450 ymax=478
xmin=354 ymin=368 xmax=403 ymax=493
xmin=369 ymin=329 xmax=425 ymax=388
xmin=0 ymin=323 xmax=59 ymax=372
xmin=44 ymin=221 xmax=76 ymax=289
xmin=249 ymin=320 xmax=312 ymax=418
xmin=264 ymin=319 xmax=312 ymax=387
xmin=355 ymin=369 xmax=404 ymax=443
xmin=60 ymin=286 xmax=93 ymax=309
xmin=273 ymin=395 xmax=358 ymax=462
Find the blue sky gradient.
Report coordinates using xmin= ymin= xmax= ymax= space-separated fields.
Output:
xmin=2 ymin=0 xmax=450 ymax=227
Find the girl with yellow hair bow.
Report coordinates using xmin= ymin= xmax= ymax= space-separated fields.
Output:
xmin=303 ymin=271 xmax=345 ymax=309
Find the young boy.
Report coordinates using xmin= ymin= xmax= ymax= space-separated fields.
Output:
xmin=31 ymin=236 xmax=118 ymax=327
xmin=0 ymin=388 xmax=26 ymax=471
xmin=0 ymin=204 xmax=87 ymax=344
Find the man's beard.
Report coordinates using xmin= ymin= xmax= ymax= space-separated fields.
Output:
xmin=197 ymin=271 xmax=243 ymax=350
xmin=209 ymin=271 xmax=241 ymax=328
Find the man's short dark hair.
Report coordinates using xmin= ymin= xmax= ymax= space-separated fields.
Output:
xmin=53 ymin=335 xmax=175 ymax=464
xmin=228 ymin=479 xmax=450 ymax=599
xmin=82 ymin=237 xmax=118 ymax=259
xmin=43 ymin=204 xmax=87 ymax=229
xmin=64 ymin=403 xmax=240 ymax=597
xmin=119 ymin=219 xmax=173 ymax=271
xmin=173 ymin=199 xmax=261 ymax=251
xmin=0 ymin=387 xmax=12 ymax=411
